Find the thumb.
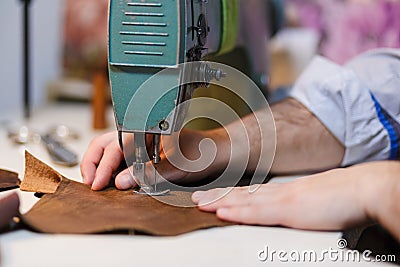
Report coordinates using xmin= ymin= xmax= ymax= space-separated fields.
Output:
xmin=115 ymin=167 xmax=138 ymax=190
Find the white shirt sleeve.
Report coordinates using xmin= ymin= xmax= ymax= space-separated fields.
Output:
xmin=289 ymin=49 xmax=400 ymax=166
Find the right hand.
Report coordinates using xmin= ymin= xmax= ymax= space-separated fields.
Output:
xmin=192 ymin=161 xmax=400 ymax=233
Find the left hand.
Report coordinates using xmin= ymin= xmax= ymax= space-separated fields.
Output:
xmin=192 ymin=162 xmax=396 ymax=231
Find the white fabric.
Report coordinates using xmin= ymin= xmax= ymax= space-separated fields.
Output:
xmin=289 ymin=48 xmax=400 ymax=166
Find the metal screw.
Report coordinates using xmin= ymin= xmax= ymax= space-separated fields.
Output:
xmin=207 ymin=67 xmax=226 ymax=81
xmin=159 ymin=120 xmax=169 ymax=131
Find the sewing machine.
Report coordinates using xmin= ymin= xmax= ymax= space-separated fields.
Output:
xmin=108 ymin=0 xmax=239 ymax=195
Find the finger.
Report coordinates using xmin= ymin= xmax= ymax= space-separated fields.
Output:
xmin=216 ymin=206 xmax=261 ymax=224
xmin=192 ymin=185 xmax=260 ymax=204
xmin=115 ymin=161 xmax=161 ymax=190
xmin=195 ymin=187 xmax=248 ymax=211
xmin=115 ymin=167 xmax=138 ymax=190
xmin=80 ymin=142 xmax=105 ymax=185
xmin=216 ymin=205 xmax=283 ymax=226
xmin=214 ymin=181 xmax=326 ymax=227
xmin=191 ymin=191 xmax=206 ymax=204
xmin=193 ymin=183 xmax=284 ymax=205
xmin=92 ymin=142 xmax=124 ymax=190
xmin=193 ymin=187 xmax=231 ymax=206
xmin=80 ymin=132 xmax=115 ymax=185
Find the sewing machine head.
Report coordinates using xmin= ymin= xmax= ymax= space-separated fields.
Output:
xmin=108 ymin=0 xmax=238 ymax=195
xmin=108 ymin=0 xmax=237 ymax=134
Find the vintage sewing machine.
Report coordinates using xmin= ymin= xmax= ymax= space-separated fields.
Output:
xmin=108 ymin=0 xmax=283 ymax=195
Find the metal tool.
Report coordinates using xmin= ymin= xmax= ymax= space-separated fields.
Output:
xmin=40 ymin=133 xmax=78 ymax=167
xmin=6 ymin=125 xmax=79 ymax=167
xmin=108 ymin=0 xmax=237 ymax=195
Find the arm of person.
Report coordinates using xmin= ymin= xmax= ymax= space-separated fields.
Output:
xmin=370 ymin=163 xmax=400 ymax=241
xmin=80 ymin=97 xmax=344 ymax=190
xmin=192 ymin=161 xmax=400 ymax=241
xmin=225 ymin=97 xmax=345 ymax=174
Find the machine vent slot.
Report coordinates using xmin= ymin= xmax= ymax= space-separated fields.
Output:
xmin=127 ymin=2 xmax=162 ymax=7
xmin=125 ymin=12 xmax=164 ymax=17
xmin=124 ymin=51 xmax=163 ymax=56
xmin=121 ymin=2 xmax=167 ymax=59
xmin=122 ymin=41 xmax=166 ymax=46
xmin=122 ymin=22 xmax=167 ymax=27
xmin=110 ymin=0 xmax=179 ymax=67
xmin=120 ymin=31 xmax=169 ymax=37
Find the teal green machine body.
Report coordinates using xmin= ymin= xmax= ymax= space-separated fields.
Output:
xmin=108 ymin=0 xmax=232 ymax=135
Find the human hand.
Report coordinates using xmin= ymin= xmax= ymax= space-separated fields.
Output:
xmin=80 ymin=132 xmax=124 ymax=190
xmin=81 ymin=129 xmax=227 ymax=191
xmin=192 ymin=161 xmax=399 ymax=232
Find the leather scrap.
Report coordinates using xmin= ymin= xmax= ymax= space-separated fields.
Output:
xmin=21 ymin=151 xmax=232 ymax=236
xmin=0 ymin=169 xmax=20 ymax=192
xmin=0 ymin=170 xmax=20 ymax=231
xmin=0 ymin=193 xmax=20 ymax=230
xmin=20 ymin=152 xmax=62 ymax=194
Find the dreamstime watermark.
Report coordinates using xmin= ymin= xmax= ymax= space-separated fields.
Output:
xmin=122 ymin=61 xmax=276 ymax=207
xmin=257 ymin=238 xmax=396 ymax=263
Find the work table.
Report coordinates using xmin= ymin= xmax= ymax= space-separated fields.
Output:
xmin=0 ymin=103 xmax=387 ymax=266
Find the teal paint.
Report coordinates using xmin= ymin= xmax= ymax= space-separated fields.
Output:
xmin=108 ymin=0 xmax=185 ymax=133
xmin=109 ymin=0 xmax=181 ymax=67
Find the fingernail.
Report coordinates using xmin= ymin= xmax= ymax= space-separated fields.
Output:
xmin=217 ymin=208 xmax=228 ymax=217
xmin=91 ymin=177 xmax=99 ymax=190
xmin=192 ymin=191 xmax=205 ymax=203
xmin=116 ymin=173 xmax=134 ymax=189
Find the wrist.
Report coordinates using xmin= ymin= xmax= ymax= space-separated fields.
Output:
xmin=203 ymin=128 xmax=230 ymax=176
xmin=362 ymin=161 xmax=400 ymax=223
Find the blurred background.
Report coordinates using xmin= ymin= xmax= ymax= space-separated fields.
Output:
xmin=0 ymin=0 xmax=399 ymax=125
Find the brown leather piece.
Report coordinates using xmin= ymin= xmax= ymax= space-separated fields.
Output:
xmin=0 ymin=169 xmax=20 ymax=192
xmin=21 ymin=152 xmax=232 ymax=235
xmin=20 ymin=152 xmax=62 ymax=194
xmin=0 ymin=193 xmax=20 ymax=230
xmin=0 ymin=170 xmax=20 ymax=231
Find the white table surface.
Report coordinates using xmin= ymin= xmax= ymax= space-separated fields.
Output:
xmin=0 ymin=103 xmax=389 ymax=266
